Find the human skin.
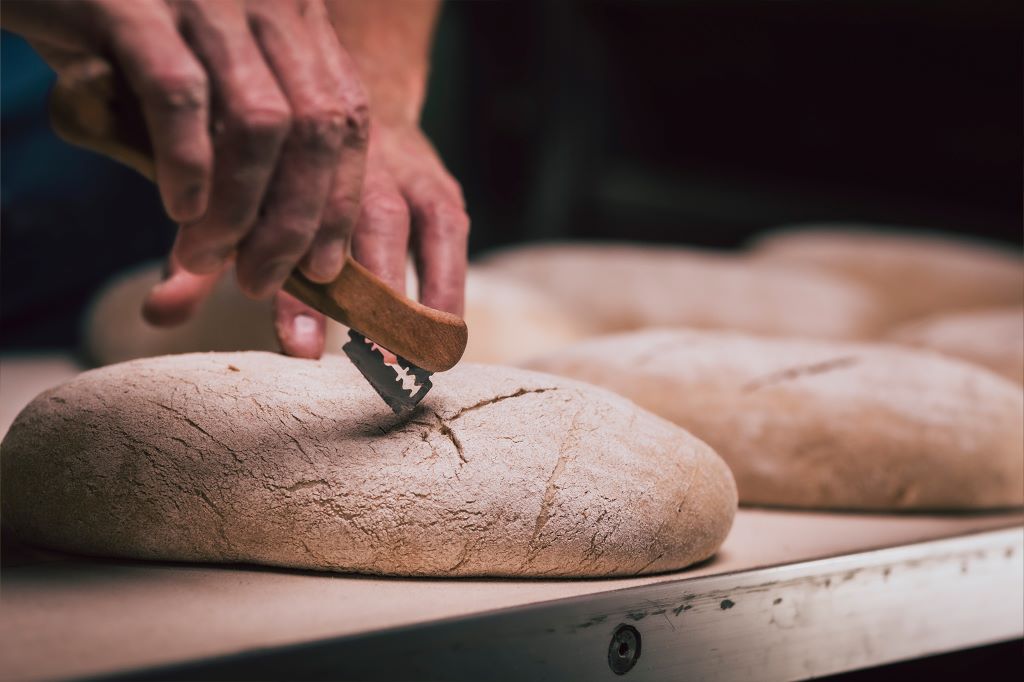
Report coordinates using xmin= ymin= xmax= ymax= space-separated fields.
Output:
xmin=268 ymin=0 xmax=470 ymax=357
xmin=4 ymin=0 xmax=468 ymax=359
xmin=3 ymin=0 xmax=369 ymax=299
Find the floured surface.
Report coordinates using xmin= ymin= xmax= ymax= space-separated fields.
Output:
xmin=1 ymin=352 xmax=735 ymax=577
xmin=2 ymin=508 xmax=1020 ymax=682
xmin=527 ymin=329 xmax=1024 ymax=510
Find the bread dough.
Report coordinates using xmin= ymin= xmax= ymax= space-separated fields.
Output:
xmin=85 ymin=263 xmax=584 ymax=366
xmin=526 ymin=329 xmax=1024 ymax=510
xmin=751 ymin=224 xmax=1024 ymax=325
xmin=886 ymin=306 xmax=1024 ymax=385
xmin=478 ymin=242 xmax=886 ymax=339
xmin=0 ymin=352 xmax=736 ymax=577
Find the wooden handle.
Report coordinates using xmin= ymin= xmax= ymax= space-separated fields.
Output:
xmin=49 ymin=61 xmax=467 ymax=372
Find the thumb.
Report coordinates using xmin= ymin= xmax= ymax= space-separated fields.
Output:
xmin=142 ymin=254 xmax=224 ymax=326
xmin=273 ymin=291 xmax=327 ymax=359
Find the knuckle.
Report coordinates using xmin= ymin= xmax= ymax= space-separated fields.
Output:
xmin=361 ymin=192 xmax=410 ymax=231
xmin=226 ymin=104 xmax=292 ymax=165
xmin=208 ymin=199 xmax=257 ymax=234
xmin=291 ymin=107 xmax=347 ymax=156
xmin=322 ymin=196 xmax=360 ymax=234
xmin=162 ymin=142 xmax=211 ymax=179
xmin=343 ymin=101 xmax=370 ymax=146
xmin=234 ymin=104 xmax=292 ymax=143
xmin=268 ymin=220 xmax=316 ymax=255
xmin=144 ymin=67 xmax=208 ymax=112
xmin=423 ymin=200 xmax=471 ymax=237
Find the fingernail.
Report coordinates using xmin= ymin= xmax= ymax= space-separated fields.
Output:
xmin=307 ymin=241 xmax=346 ymax=282
xmin=253 ymin=260 xmax=294 ymax=297
xmin=292 ymin=314 xmax=318 ymax=340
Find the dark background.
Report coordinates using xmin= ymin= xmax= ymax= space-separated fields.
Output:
xmin=2 ymin=0 xmax=1022 ymax=349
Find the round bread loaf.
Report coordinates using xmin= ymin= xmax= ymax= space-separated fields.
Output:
xmin=460 ymin=271 xmax=586 ymax=363
xmin=478 ymin=242 xmax=886 ymax=339
xmin=751 ymin=225 xmax=1024 ymax=325
xmin=85 ymin=263 xmax=582 ymax=366
xmin=526 ymin=329 xmax=1024 ymax=510
xmin=886 ymin=306 xmax=1024 ymax=385
xmin=83 ymin=263 xmax=280 ymax=365
xmin=0 ymin=352 xmax=736 ymax=577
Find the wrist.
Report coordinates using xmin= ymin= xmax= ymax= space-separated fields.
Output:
xmin=357 ymin=64 xmax=427 ymax=128
xmin=325 ymin=0 xmax=439 ymax=128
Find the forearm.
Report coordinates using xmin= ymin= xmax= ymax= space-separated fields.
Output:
xmin=326 ymin=0 xmax=441 ymax=126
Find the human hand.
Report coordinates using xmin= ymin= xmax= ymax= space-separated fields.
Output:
xmin=143 ymin=120 xmax=469 ymax=359
xmin=5 ymin=0 xmax=369 ymax=299
xmin=352 ymin=122 xmax=469 ymax=316
xmin=279 ymin=121 xmax=468 ymax=359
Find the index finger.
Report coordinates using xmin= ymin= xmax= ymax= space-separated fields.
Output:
xmin=104 ymin=0 xmax=213 ymax=223
xmin=405 ymin=177 xmax=470 ymax=316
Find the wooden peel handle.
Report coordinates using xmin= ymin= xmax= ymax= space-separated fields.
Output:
xmin=49 ymin=62 xmax=467 ymax=373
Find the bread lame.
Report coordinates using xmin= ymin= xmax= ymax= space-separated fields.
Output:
xmin=48 ymin=63 xmax=467 ymax=415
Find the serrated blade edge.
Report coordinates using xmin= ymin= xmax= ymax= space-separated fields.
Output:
xmin=342 ymin=330 xmax=433 ymax=415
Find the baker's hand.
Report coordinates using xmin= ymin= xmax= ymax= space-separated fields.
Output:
xmin=144 ymin=120 xmax=469 ymax=360
xmin=352 ymin=122 xmax=469 ymax=316
xmin=269 ymin=120 xmax=468 ymax=358
xmin=4 ymin=0 xmax=369 ymax=298
xmin=268 ymin=0 xmax=470 ymax=359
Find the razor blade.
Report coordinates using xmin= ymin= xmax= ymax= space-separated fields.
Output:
xmin=343 ymin=329 xmax=433 ymax=416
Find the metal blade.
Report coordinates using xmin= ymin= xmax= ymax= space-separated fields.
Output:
xmin=342 ymin=329 xmax=433 ymax=416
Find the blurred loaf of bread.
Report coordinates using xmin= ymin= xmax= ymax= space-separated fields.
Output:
xmin=751 ymin=224 xmax=1024 ymax=325
xmin=885 ymin=306 xmax=1024 ymax=385
xmin=478 ymin=242 xmax=887 ymax=340
xmin=84 ymin=262 xmax=280 ymax=366
xmin=526 ymin=328 xmax=1024 ymax=511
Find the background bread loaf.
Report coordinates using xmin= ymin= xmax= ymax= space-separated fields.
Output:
xmin=885 ymin=306 xmax=1024 ymax=385
xmin=478 ymin=242 xmax=887 ymax=340
xmin=83 ymin=263 xmax=280 ymax=365
xmin=751 ymin=225 xmax=1024 ymax=325
xmin=526 ymin=329 xmax=1024 ymax=510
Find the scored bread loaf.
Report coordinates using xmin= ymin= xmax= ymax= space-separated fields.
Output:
xmin=526 ymin=329 xmax=1024 ymax=510
xmin=751 ymin=224 xmax=1024 ymax=325
xmin=886 ymin=306 xmax=1024 ymax=385
xmin=85 ymin=263 xmax=582 ymax=366
xmin=477 ymin=242 xmax=887 ymax=339
xmin=1 ymin=352 xmax=736 ymax=577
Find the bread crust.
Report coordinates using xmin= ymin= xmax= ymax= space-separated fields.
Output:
xmin=752 ymin=226 xmax=1024 ymax=325
xmin=1 ymin=352 xmax=736 ymax=577
xmin=886 ymin=306 xmax=1023 ymax=385
xmin=528 ymin=329 xmax=1024 ymax=510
